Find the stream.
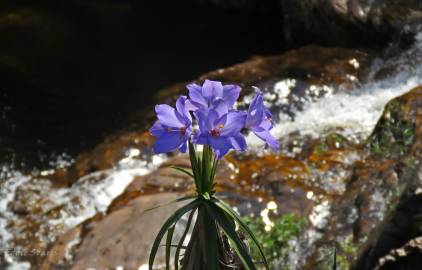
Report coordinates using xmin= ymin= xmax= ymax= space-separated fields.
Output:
xmin=0 ymin=33 xmax=421 ymax=269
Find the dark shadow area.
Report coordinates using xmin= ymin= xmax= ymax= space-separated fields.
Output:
xmin=0 ymin=0 xmax=284 ymax=169
xmin=355 ymin=194 xmax=422 ymax=270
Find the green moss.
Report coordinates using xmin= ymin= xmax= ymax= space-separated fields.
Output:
xmin=243 ymin=213 xmax=306 ymax=268
xmin=367 ymin=100 xmax=414 ymax=158
xmin=336 ymin=235 xmax=358 ymax=269
xmin=315 ymin=235 xmax=363 ymax=270
xmin=314 ymin=143 xmax=329 ymax=155
xmin=313 ymin=133 xmax=351 ymax=155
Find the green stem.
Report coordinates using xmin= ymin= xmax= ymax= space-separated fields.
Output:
xmin=201 ymin=144 xmax=215 ymax=195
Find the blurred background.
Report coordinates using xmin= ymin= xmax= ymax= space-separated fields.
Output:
xmin=0 ymin=0 xmax=287 ymax=169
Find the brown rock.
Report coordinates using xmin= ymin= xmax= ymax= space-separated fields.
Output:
xmin=41 ymin=193 xmax=187 ymax=270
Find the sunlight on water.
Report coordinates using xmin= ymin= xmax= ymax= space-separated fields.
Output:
xmin=245 ymin=50 xmax=422 ymax=149
xmin=0 ymin=167 xmax=31 ymax=270
xmin=0 ymin=153 xmax=166 ymax=269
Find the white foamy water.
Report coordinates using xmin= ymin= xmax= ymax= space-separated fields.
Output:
xmin=0 ymin=167 xmax=31 ymax=270
xmin=246 ymin=38 xmax=422 ymax=148
xmin=0 ymin=152 xmax=166 ymax=269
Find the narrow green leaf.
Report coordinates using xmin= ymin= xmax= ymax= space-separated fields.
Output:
xmin=166 ymin=225 xmax=175 ymax=270
xmin=174 ymin=209 xmax=196 ymax=270
xmin=215 ymin=199 xmax=270 ymax=270
xmin=202 ymin=147 xmax=208 ymax=192
xmin=203 ymin=201 xmax=256 ymax=270
xmin=171 ymin=166 xmax=194 ymax=178
xmin=202 ymin=145 xmax=213 ymax=193
xmin=203 ymin=208 xmax=219 ymax=270
xmin=189 ymin=141 xmax=202 ymax=193
xmin=188 ymin=141 xmax=197 ymax=167
xmin=332 ymin=247 xmax=337 ymax=270
xmin=210 ymin=157 xmax=219 ymax=188
xmin=149 ymin=199 xmax=201 ymax=270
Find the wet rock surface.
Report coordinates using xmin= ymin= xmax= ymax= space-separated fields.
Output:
xmin=41 ymin=193 xmax=185 ymax=270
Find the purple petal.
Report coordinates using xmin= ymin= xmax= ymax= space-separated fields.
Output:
xmin=246 ymin=107 xmax=264 ymax=129
xmin=257 ymin=117 xmax=273 ymax=131
xmin=221 ymin=111 xmax=246 ymax=136
xmin=194 ymin=109 xmax=219 ymax=132
xmin=187 ymin=83 xmax=208 ymax=109
xmin=229 ymin=134 xmax=247 ymax=151
xmin=253 ymin=130 xmax=279 ymax=151
xmin=192 ymin=132 xmax=208 ymax=145
xmin=202 ymin=80 xmax=223 ymax=100
xmin=210 ymin=98 xmax=229 ymax=118
xmin=214 ymin=113 xmax=227 ymax=128
xmin=185 ymin=99 xmax=199 ymax=111
xmin=209 ymin=136 xmax=233 ymax=159
xmin=262 ymin=110 xmax=274 ymax=130
xmin=178 ymin=140 xmax=188 ymax=153
xmin=149 ymin=120 xmax=165 ymax=137
xmin=194 ymin=110 xmax=208 ymax=132
xmin=153 ymin=131 xmax=186 ymax=153
xmin=176 ymin=96 xmax=192 ymax=123
xmin=248 ymin=92 xmax=264 ymax=114
xmin=251 ymin=125 xmax=266 ymax=133
xmin=246 ymin=93 xmax=265 ymax=127
xmin=222 ymin=85 xmax=241 ymax=108
xmin=155 ymin=104 xmax=184 ymax=128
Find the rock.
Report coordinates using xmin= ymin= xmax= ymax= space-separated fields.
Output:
xmin=374 ymin=236 xmax=422 ymax=270
xmin=41 ymin=193 xmax=186 ymax=270
xmin=296 ymin=86 xmax=422 ymax=269
xmin=53 ymin=131 xmax=156 ymax=187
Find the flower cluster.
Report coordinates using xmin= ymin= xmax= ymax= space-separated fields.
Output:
xmin=150 ymin=80 xmax=279 ymax=158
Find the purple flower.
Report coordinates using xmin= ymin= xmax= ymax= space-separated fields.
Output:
xmin=186 ymin=80 xmax=241 ymax=111
xmin=245 ymin=89 xmax=279 ymax=151
xmin=193 ymin=100 xmax=247 ymax=159
xmin=149 ymin=96 xmax=192 ymax=153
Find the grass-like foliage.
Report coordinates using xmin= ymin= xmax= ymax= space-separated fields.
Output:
xmin=149 ymin=143 xmax=269 ymax=270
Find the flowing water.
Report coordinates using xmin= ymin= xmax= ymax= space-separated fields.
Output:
xmin=1 ymin=35 xmax=422 ymax=269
